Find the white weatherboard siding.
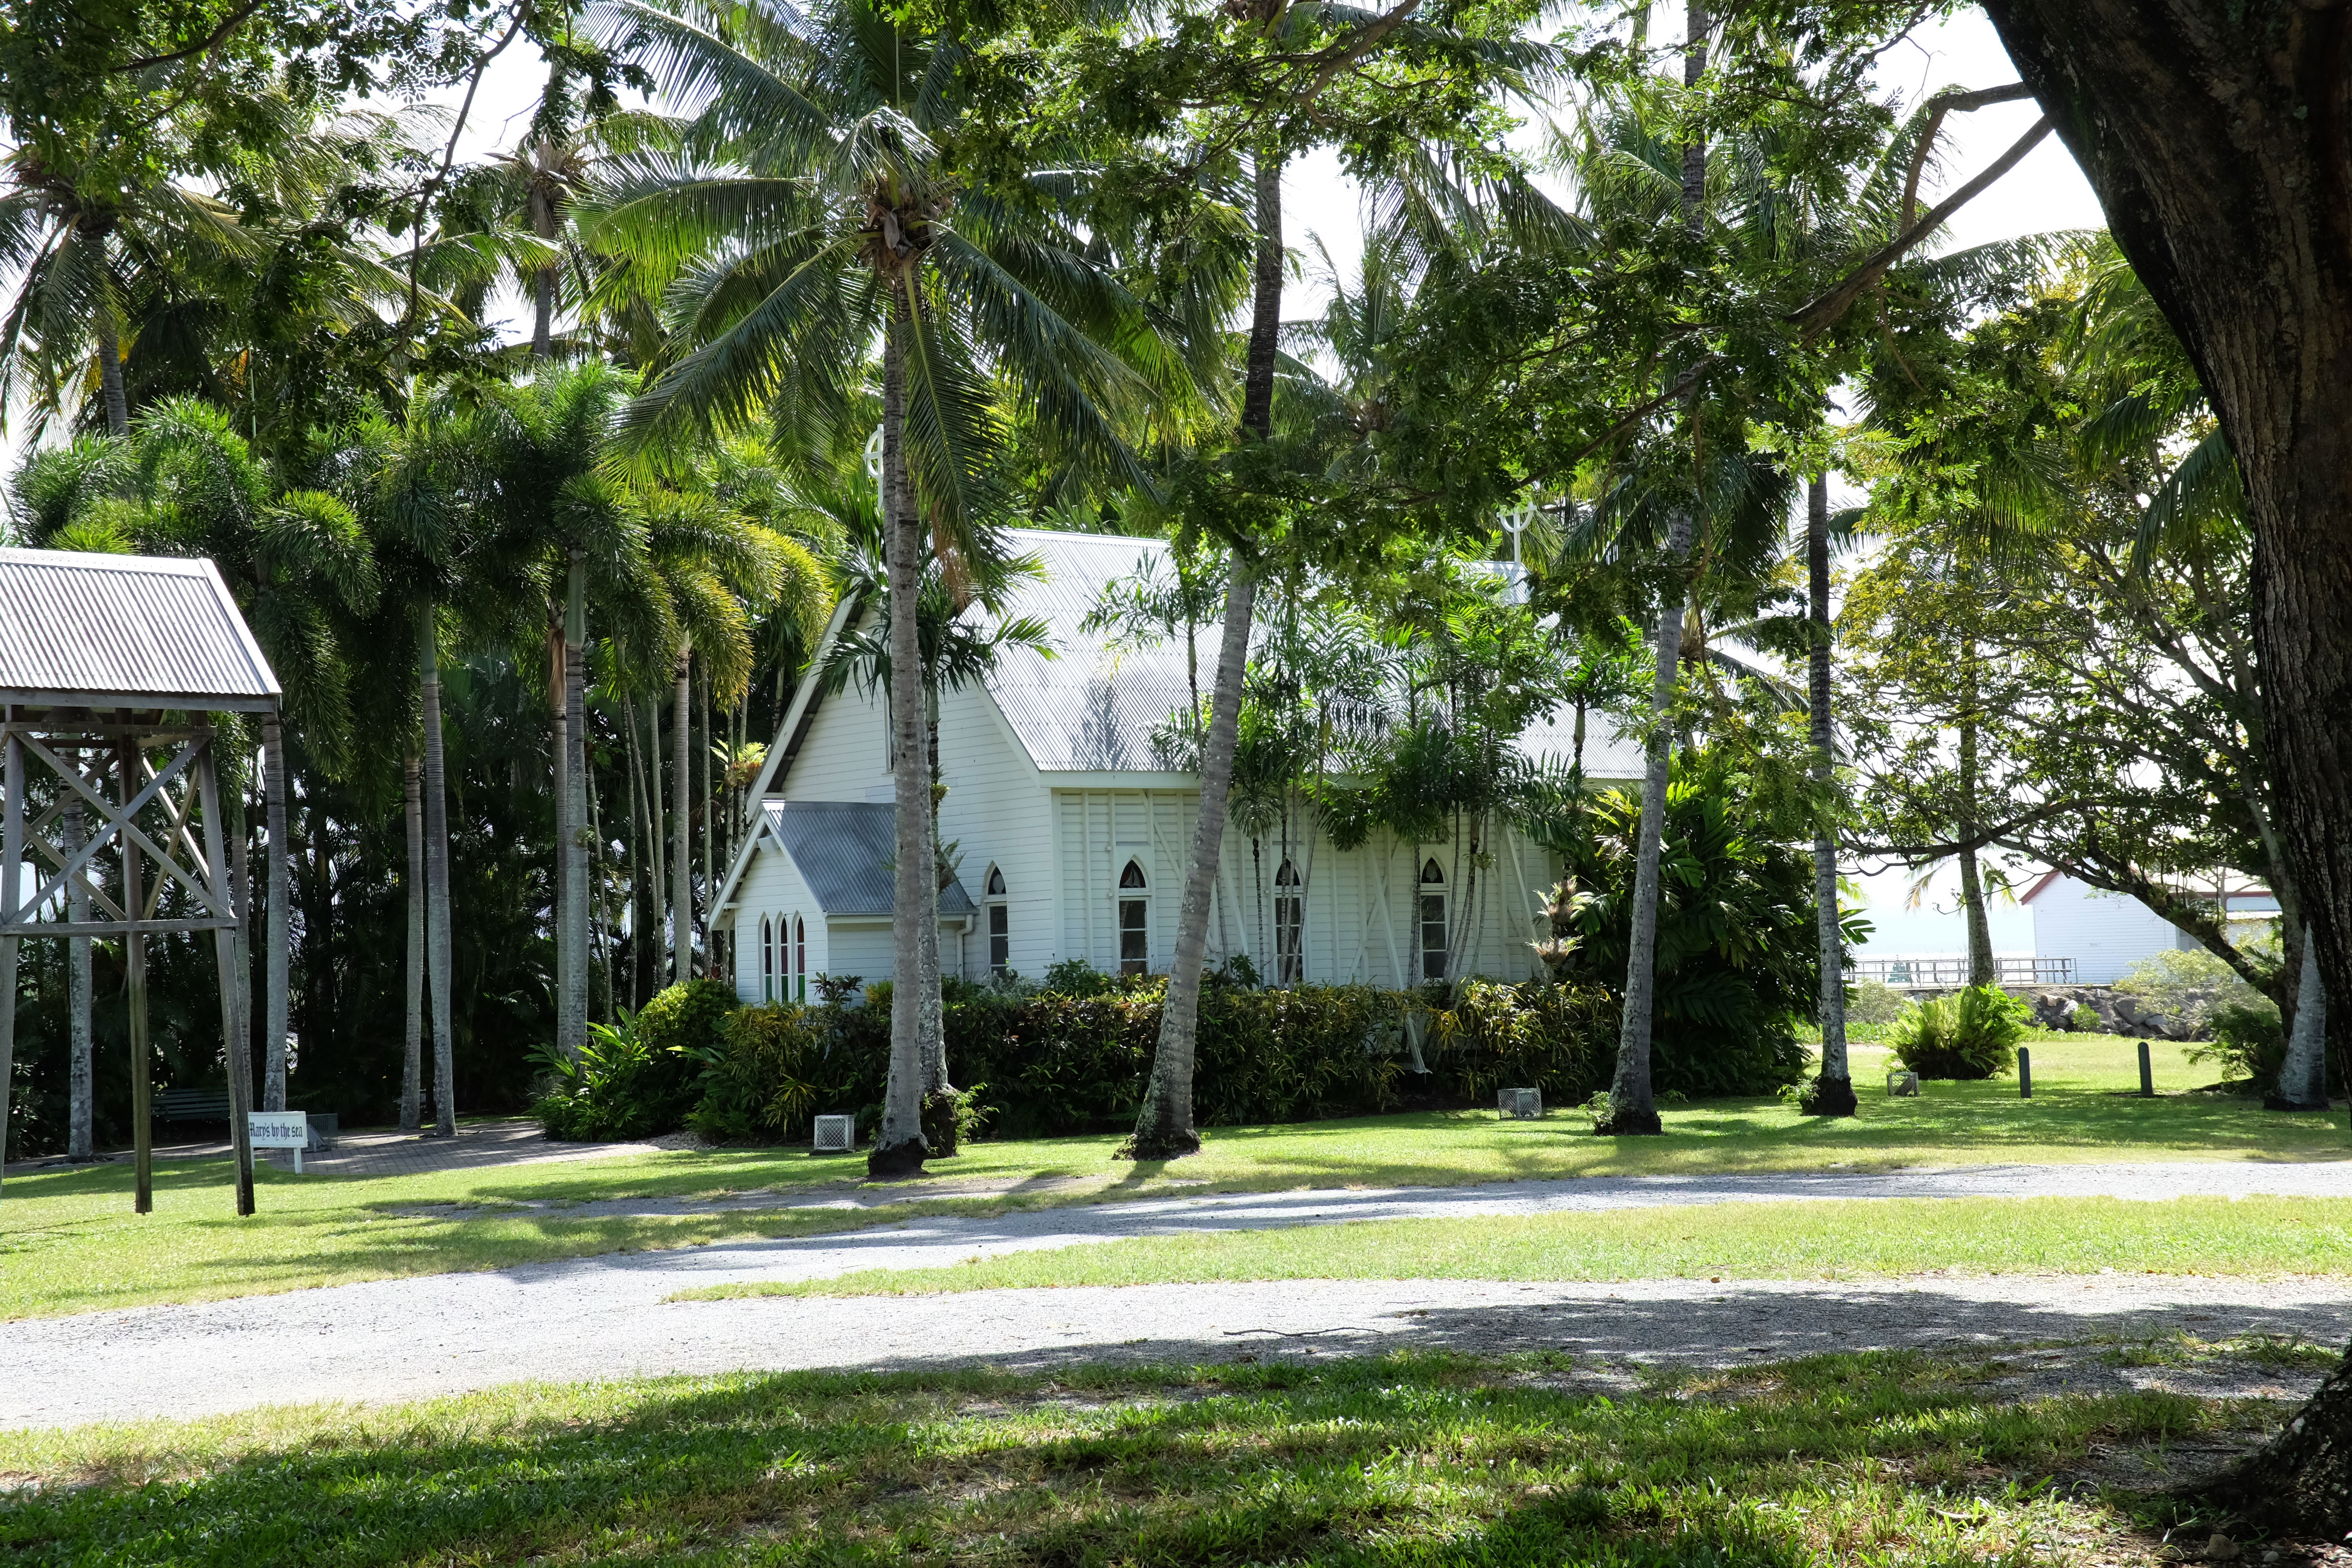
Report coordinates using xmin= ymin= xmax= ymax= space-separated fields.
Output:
xmin=731 ymin=835 xmax=827 ymax=1006
xmin=716 ymin=528 xmax=1627 ymax=994
xmin=2027 ymin=873 xmax=2199 ymax=984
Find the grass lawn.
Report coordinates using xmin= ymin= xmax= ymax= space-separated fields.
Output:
xmin=690 ymin=1194 xmax=2352 ymax=1300
xmin=0 ymin=1036 xmax=2341 ymax=1322
xmin=0 ymin=1344 xmax=2311 ymax=1567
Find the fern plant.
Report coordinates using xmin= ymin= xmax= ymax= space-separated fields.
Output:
xmin=1888 ymin=985 xmax=2026 ymax=1079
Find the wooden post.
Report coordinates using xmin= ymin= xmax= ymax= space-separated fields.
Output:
xmin=119 ymin=728 xmax=151 ymax=1214
xmin=198 ymin=733 xmax=256 ymax=1215
xmin=0 ymin=725 xmax=22 ymax=1210
xmin=2139 ymin=1040 xmax=2155 ymax=1098
xmin=2018 ymin=1046 xmax=2032 ymax=1100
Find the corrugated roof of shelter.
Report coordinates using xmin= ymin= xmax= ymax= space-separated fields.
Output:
xmin=763 ymin=800 xmax=976 ymax=917
xmin=978 ymin=529 xmax=1648 ymax=780
xmin=0 ymin=548 xmax=280 ymax=710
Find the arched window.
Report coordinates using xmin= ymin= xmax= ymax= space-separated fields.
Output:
xmin=983 ymin=866 xmax=1010 ymax=978
xmin=794 ymin=915 xmax=808 ymax=1002
xmin=760 ymin=916 xmax=776 ymax=1002
xmin=1419 ymin=859 xmax=1447 ymax=981
xmin=1118 ymin=860 xmax=1149 ymax=975
xmin=1274 ymin=859 xmax=1304 ymax=985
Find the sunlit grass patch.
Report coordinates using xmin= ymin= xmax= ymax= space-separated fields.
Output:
xmin=0 ymin=1346 xmax=2285 ymax=1567
xmin=0 ymin=1034 xmax=2339 ymax=1322
xmin=677 ymin=1194 xmax=2352 ymax=1299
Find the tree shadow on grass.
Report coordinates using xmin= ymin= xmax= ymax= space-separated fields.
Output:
xmin=0 ymin=1343 xmax=2247 ymax=1567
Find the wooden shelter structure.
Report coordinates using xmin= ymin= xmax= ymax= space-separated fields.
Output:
xmin=0 ymin=547 xmax=283 ymax=1215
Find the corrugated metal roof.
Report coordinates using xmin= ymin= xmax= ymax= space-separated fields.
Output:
xmin=979 ymin=529 xmax=1648 ymax=781
xmin=0 ymin=548 xmax=280 ymax=710
xmin=763 ymin=799 xmax=976 ymax=917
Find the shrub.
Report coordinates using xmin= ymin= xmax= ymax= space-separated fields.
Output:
xmin=1888 ymin=985 xmax=2026 ymax=1080
xmin=2115 ymin=947 xmax=2269 ymax=1034
xmin=538 ymin=982 xmax=739 ymax=1142
xmin=687 ymin=978 xmax=1629 ymax=1145
xmin=1845 ymin=980 xmax=1909 ymax=1029
xmin=2191 ymin=1000 xmax=2287 ymax=1094
xmin=2070 ymin=1003 xmax=2103 ymax=1033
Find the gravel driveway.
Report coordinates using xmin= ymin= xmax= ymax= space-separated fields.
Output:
xmin=7 ymin=1160 xmax=2349 ymax=1430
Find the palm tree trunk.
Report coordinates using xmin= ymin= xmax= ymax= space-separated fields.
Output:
xmin=561 ymin=556 xmax=590 ymax=1053
xmin=1602 ymin=0 xmax=1708 ymax=1139
xmin=1806 ymin=473 xmax=1855 ymax=1114
xmin=642 ymin=691 xmax=668 ymax=984
xmin=402 ymin=753 xmax=424 ymax=1133
xmin=919 ymin=676 xmax=952 ymax=1138
xmin=701 ymin=674 xmax=718 ymax=982
xmin=261 ymin=713 xmax=291 ymax=1112
xmin=1957 ymin=706 xmax=1996 ymax=987
xmin=1127 ymin=150 xmax=1285 ymax=1159
xmin=551 ymin=630 xmax=569 ymax=1049
xmin=873 ymin=298 xmax=931 ymax=1179
xmin=420 ymin=610 xmax=457 ymax=1136
xmin=2272 ymin=925 xmax=2329 ymax=1109
xmin=672 ymin=643 xmax=693 ymax=983
xmin=64 ymin=800 xmax=93 ymax=1159
xmin=95 ymin=309 xmax=128 ymax=437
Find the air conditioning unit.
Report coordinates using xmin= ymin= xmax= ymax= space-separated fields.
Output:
xmin=1496 ymin=1087 xmax=1542 ymax=1120
xmin=812 ymin=1114 xmax=857 ymax=1153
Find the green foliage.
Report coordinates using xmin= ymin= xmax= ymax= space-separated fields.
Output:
xmin=1844 ymin=980 xmax=1908 ymax=1028
xmin=1040 ymin=957 xmax=1118 ymax=999
xmin=2116 ymin=946 xmax=2270 ymax=1032
xmin=1531 ymin=748 xmax=1847 ymax=1097
xmin=2193 ymin=1001 xmax=2287 ymax=1095
xmin=2070 ymin=1003 xmax=2104 ymax=1033
xmin=1887 ymin=986 xmax=2027 ymax=1081
xmin=684 ymin=979 xmax=1622 ymax=1146
xmin=539 ymin=982 xmax=738 ymax=1142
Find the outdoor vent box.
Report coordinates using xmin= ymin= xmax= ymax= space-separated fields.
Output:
xmin=1496 ymin=1087 xmax=1543 ymax=1120
xmin=812 ymin=1115 xmax=857 ymax=1153
xmin=1886 ymin=1070 xmax=1920 ymax=1099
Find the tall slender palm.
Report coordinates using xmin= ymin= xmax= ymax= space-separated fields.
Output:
xmin=587 ymin=0 xmax=1168 ymax=1176
xmin=822 ymin=544 xmax=1052 ymax=1112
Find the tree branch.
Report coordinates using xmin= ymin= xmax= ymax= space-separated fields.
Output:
xmin=1791 ymin=112 xmax=2053 ymax=340
xmin=403 ymin=6 xmax=529 ymax=332
xmin=114 ymin=0 xmax=263 ymax=71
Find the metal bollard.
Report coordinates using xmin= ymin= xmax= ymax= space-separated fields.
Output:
xmin=2019 ymin=1046 xmax=2032 ymax=1099
xmin=2139 ymin=1040 xmax=2154 ymax=1098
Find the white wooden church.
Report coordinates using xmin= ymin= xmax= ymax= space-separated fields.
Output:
xmin=712 ymin=529 xmax=1644 ymax=1004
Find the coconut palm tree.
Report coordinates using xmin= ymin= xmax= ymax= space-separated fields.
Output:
xmin=584 ymin=0 xmax=1171 ymax=1176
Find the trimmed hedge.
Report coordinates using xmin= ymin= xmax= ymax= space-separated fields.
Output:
xmin=686 ymin=976 xmax=1631 ymax=1146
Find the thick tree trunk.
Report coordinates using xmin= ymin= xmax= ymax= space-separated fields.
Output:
xmin=1806 ymin=474 xmax=1855 ymax=1115
xmin=1127 ymin=150 xmax=1284 ymax=1159
xmin=402 ymin=754 xmax=425 ymax=1134
xmin=2271 ymin=925 xmax=2329 ymax=1110
xmin=94 ymin=309 xmax=128 ymax=437
xmin=561 ymin=559 xmax=589 ymax=1055
xmin=1601 ymin=0 xmax=1709 ymax=1139
xmin=261 ymin=714 xmax=290 ymax=1112
xmin=672 ymin=644 xmax=693 ymax=983
xmin=873 ymin=302 xmax=930 ymax=1179
xmin=64 ymin=800 xmax=93 ymax=1158
xmin=420 ymin=612 xmax=457 ymax=1137
xmin=1975 ymin=0 xmax=2352 ymax=1529
xmin=1956 ymin=659 xmax=1996 ymax=989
